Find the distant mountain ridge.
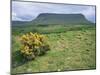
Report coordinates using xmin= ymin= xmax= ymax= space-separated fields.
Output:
xmin=12 ymin=21 xmax=29 ymax=26
xmin=12 ymin=13 xmax=92 ymax=26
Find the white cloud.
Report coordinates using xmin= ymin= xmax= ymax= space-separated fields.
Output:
xmin=12 ymin=12 xmax=24 ymax=21
xmin=12 ymin=12 xmax=16 ymax=17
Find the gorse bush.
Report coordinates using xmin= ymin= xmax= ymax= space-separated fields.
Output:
xmin=20 ymin=32 xmax=50 ymax=60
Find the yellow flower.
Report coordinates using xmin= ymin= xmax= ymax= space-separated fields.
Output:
xmin=20 ymin=32 xmax=50 ymax=60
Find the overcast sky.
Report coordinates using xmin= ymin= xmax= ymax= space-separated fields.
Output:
xmin=12 ymin=1 xmax=96 ymax=23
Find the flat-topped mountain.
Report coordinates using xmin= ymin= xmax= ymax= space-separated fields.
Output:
xmin=31 ymin=13 xmax=91 ymax=25
xmin=12 ymin=13 xmax=92 ymax=26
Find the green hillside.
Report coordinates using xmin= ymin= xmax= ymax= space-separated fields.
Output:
xmin=12 ymin=25 xmax=96 ymax=74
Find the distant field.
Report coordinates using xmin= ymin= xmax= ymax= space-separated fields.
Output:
xmin=12 ymin=24 xmax=95 ymax=35
xmin=11 ymin=24 xmax=96 ymax=74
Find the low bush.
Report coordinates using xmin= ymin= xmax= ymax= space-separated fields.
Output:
xmin=20 ymin=32 xmax=50 ymax=60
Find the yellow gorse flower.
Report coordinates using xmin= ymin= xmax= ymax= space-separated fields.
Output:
xmin=20 ymin=32 xmax=50 ymax=60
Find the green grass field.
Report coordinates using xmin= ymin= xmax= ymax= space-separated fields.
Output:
xmin=11 ymin=24 xmax=96 ymax=74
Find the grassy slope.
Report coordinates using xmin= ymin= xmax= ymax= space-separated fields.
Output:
xmin=11 ymin=25 xmax=96 ymax=74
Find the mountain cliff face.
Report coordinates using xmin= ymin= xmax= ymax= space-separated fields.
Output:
xmin=31 ymin=13 xmax=91 ymax=25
